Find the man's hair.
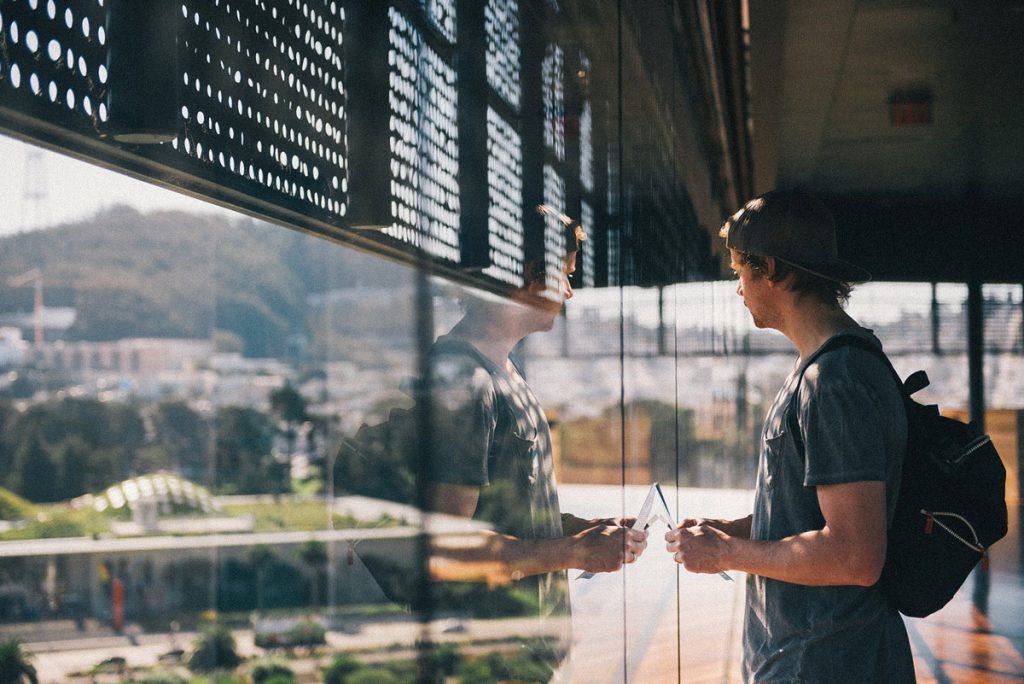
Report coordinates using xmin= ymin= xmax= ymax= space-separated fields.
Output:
xmin=524 ymin=223 xmax=585 ymax=286
xmin=721 ymin=220 xmax=853 ymax=308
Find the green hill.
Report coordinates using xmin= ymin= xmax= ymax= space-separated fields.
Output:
xmin=0 ymin=205 xmax=417 ymax=358
xmin=0 ymin=209 xmax=276 ymax=357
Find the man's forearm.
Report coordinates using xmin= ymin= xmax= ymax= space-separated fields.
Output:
xmin=727 ymin=528 xmax=881 ymax=587
xmin=498 ymin=533 xmax=579 ymax=577
xmin=672 ymin=483 xmax=887 ymax=586
xmin=711 ymin=515 xmax=752 ymax=539
xmin=561 ymin=513 xmax=605 ymax=535
xmin=429 ymin=531 xmax=578 ymax=584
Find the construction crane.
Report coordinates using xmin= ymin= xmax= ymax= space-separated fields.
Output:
xmin=7 ymin=268 xmax=44 ymax=346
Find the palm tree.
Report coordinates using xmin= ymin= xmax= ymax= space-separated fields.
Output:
xmin=0 ymin=639 xmax=38 ymax=684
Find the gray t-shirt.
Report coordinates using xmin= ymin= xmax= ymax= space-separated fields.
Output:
xmin=428 ymin=337 xmax=563 ymax=542
xmin=742 ymin=330 xmax=915 ymax=683
xmin=428 ymin=337 xmax=570 ymax=652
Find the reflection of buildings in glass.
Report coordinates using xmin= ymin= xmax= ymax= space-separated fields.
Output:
xmin=0 ymin=509 xmax=409 ymax=623
xmin=31 ymin=338 xmax=211 ymax=374
xmin=0 ymin=327 xmax=29 ymax=367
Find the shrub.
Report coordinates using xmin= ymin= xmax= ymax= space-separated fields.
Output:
xmin=455 ymin=658 xmax=495 ymax=684
xmin=249 ymin=658 xmax=294 ymax=684
xmin=128 ymin=669 xmax=187 ymax=684
xmin=426 ymin=643 xmax=462 ymax=676
xmin=260 ymin=676 xmax=295 ymax=684
xmin=187 ymin=624 xmax=242 ymax=673
xmin=347 ymin=669 xmax=399 ymax=684
xmin=285 ymin=619 xmax=326 ymax=647
xmin=254 ymin=618 xmax=326 ymax=650
xmin=186 ymin=673 xmax=245 ymax=684
xmin=322 ymin=654 xmax=360 ymax=684
xmin=0 ymin=639 xmax=37 ymax=684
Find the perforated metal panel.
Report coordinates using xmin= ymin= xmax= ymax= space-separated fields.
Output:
xmin=385 ymin=5 xmax=460 ymax=262
xmin=0 ymin=0 xmax=110 ymax=128
xmin=542 ymin=163 xmax=566 ymax=298
xmin=172 ymin=0 xmax=349 ymax=218
xmin=539 ymin=39 xmax=570 ymax=296
xmin=0 ymin=0 xmax=625 ymax=292
xmin=422 ymin=0 xmax=456 ymax=44
xmin=0 ymin=0 xmax=349 ymax=221
xmin=580 ymin=99 xmax=593 ymax=193
xmin=484 ymin=106 xmax=523 ymax=286
xmin=575 ymin=49 xmax=602 ymax=287
xmin=485 ymin=0 xmax=519 ymax=110
xmin=542 ymin=43 xmax=564 ymax=162
xmin=480 ymin=0 xmax=523 ymax=286
xmin=580 ymin=200 xmax=595 ymax=288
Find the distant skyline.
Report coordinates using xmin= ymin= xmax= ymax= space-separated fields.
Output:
xmin=0 ymin=134 xmax=234 ymax=237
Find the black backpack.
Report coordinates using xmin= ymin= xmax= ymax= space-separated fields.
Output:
xmin=788 ymin=334 xmax=1009 ymax=618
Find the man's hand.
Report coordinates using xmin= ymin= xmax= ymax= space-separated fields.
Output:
xmin=561 ymin=513 xmax=639 ymax=535
xmin=665 ymin=523 xmax=732 ymax=575
xmin=571 ymin=525 xmax=648 ymax=573
xmin=677 ymin=515 xmax=752 ymax=539
xmin=593 ymin=515 xmax=639 ymax=529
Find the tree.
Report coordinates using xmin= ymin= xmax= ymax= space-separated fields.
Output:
xmin=151 ymin=400 xmax=209 ymax=479
xmin=0 ymin=401 xmax=18 ymax=486
xmin=0 ymin=639 xmax=38 ymax=684
xmin=214 ymin=407 xmax=284 ymax=494
xmin=12 ymin=430 xmax=59 ymax=503
xmin=269 ymin=384 xmax=308 ymax=468
xmin=3 ymin=398 xmax=144 ymax=499
xmin=247 ymin=545 xmax=277 ymax=613
xmin=55 ymin=437 xmax=90 ymax=501
xmin=295 ymin=540 xmax=327 ymax=609
xmin=25 ymin=398 xmax=144 ymax=453
xmin=269 ymin=384 xmax=308 ymax=427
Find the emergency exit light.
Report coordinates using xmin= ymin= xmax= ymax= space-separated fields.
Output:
xmin=889 ymin=88 xmax=933 ymax=126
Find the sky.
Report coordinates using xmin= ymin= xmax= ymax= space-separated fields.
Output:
xmin=0 ymin=134 xmax=234 ymax=237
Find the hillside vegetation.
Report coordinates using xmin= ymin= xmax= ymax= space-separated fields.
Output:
xmin=0 ymin=206 xmax=406 ymax=357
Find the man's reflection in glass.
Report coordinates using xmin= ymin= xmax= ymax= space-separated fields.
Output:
xmin=424 ymin=225 xmax=647 ymax=672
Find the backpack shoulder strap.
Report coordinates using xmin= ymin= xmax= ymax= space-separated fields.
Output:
xmin=428 ymin=337 xmax=518 ymax=429
xmin=431 ymin=337 xmax=503 ymax=376
xmin=785 ymin=333 xmax=904 ymax=456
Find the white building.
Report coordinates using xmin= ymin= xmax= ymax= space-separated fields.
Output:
xmin=0 ymin=327 xmax=27 ymax=367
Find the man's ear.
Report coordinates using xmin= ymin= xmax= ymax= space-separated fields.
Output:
xmin=763 ymin=256 xmax=777 ymax=283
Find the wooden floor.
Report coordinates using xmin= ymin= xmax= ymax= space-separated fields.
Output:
xmin=882 ymin=503 xmax=1024 ymax=684
xmin=569 ymin=502 xmax=1024 ymax=683
xmin=907 ymin=591 xmax=1024 ymax=684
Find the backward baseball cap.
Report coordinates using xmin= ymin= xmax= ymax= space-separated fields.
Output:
xmin=724 ymin=189 xmax=871 ymax=283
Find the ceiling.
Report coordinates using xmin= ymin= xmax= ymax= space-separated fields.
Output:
xmin=747 ymin=0 xmax=1024 ymax=282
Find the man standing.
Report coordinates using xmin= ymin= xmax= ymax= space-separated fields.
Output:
xmin=666 ymin=190 xmax=914 ymax=682
xmin=422 ymin=225 xmax=648 ymax=679
xmin=428 ymin=225 xmax=648 ymax=579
